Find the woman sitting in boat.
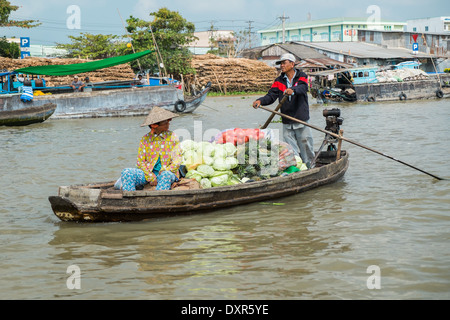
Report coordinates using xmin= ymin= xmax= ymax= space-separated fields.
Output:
xmin=115 ymin=107 xmax=182 ymax=191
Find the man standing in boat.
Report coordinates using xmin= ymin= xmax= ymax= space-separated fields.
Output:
xmin=253 ymin=53 xmax=315 ymax=167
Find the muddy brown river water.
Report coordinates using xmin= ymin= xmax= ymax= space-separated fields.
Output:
xmin=0 ymin=95 xmax=449 ymax=300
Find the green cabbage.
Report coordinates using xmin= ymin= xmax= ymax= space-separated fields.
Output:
xmin=200 ymin=178 xmax=212 ymax=189
xmin=214 ymin=145 xmax=227 ymax=159
xmin=185 ymin=170 xmax=203 ymax=182
xmin=182 ymin=150 xmax=203 ymax=169
xmin=180 ymin=139 xmax=197 ymax=153
xmin=223 ymin=143 xmax=237 ymax=156
xmin=210 ymin=174 xmax=229 ymax=187
xmin=210 ymin=170 xmax=233 ymax=177
xmin=225 ymin=157 xmax=238 ymax=169
xmin=212 ymin=158 xmax=232 ymax=171
xmin=199 ymin=142 xmax=215 ymax=157
xmin=228 ymin=174 xmax=242 ymax=185
xmin=202 ymin=155 xmax=214 ymax=166
xmin=196 ymin=164 xmax=215 ymax=177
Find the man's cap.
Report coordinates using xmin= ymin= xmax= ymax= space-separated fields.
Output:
xmin=275 ymin=53 xmax=296 ymax=65
xmin=140 ymin=106 xmax=179 ymax=127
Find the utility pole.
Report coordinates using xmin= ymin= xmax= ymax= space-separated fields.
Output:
xmin=278 ymin=12 xmax=289 ymax=43
xmin=209 ymin=20 xmax=217 ymax=51
xmin=246 ymin=20 xmax=254 ymax=48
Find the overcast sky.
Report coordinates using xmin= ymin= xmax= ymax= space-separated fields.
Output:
xmin=2 ymin=0 xmax=449 ymax=45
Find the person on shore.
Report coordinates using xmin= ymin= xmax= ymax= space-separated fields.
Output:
xmin=136 ymin=74 xmax=148 ymax=86
xmin=70 ymin=75 xmax=84 ymax=92
xmin=115 ymin=107 xmax=182 ymax=191
xmin=252 ymin=53 xmax=315 ymax=167
xmin=83 ymin=76 xmax=94 ymax=92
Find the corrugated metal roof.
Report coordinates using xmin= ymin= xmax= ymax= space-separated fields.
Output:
xmin=262 ymin=43 xmax=329 ymax=59
xmin=296 ymin=41 xmax=431 ymax=59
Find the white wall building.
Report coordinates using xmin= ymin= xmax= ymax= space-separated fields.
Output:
xmin=187 ymin=31 xmax=235 ymax=55
xmin=7 ymin=38 xmax=67 ymax=57
xmin=258 ymin=17 xmax=406 ymax=46
xmin=406 ymin=16 xmax=450 ymax=33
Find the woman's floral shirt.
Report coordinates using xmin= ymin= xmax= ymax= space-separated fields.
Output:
xmin=136 ymin=130 xmax=182 ymax=183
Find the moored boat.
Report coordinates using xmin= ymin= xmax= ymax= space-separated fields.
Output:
xmin=310 ymin=62 xmax=449 ymax=103
xmin=48 ymin=150 xmax=349 ymax=222
xmin=1 ymin=51 xmax=211 ymax=119
xmin=0 ymin=101 xmax=56 ymax=126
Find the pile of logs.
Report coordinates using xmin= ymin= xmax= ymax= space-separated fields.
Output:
xmin=185 ymin=54 xmax=277 ymax=94
xmin=1 ymin=54 xmax=277 ymax=93
xmin=0 ymin=56 xmax=136 ymax=86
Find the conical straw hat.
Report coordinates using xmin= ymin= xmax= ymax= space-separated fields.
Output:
xmin=140 ymin=107 xmax=179 ymax=127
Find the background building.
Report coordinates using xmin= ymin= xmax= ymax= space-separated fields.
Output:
xmin=6 ymin=38 xmax=67 ymax=58
xmin=187 ymin=31 xmax=235 ymax=55
xmin=406 ymin=16 xmax=450 ymax=33
xmin=258 ymin=17 xmax=406 ymax=45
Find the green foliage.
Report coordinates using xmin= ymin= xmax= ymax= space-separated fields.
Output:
xmin=0 ymin=36 xmax=19 ymax=58
xmin=0 ymin=0 xmax=40 ymax=28
xmin=56 ymin=33 xmax=121 ymax=59
xmin=123 ymin=7 xmax=197 ymax=76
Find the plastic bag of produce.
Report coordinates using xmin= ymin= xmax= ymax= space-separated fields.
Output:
xmin=277 ymin=142 xmax=297 ymax=171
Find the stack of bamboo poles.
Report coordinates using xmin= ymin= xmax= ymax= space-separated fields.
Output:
xmin=0 ymin=56 xmax=136 ymax=86
xmin=185 ymin=54 xmax=277 ymax=94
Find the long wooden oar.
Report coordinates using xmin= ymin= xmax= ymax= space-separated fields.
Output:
xmin=260 ymin=95 xmax=288 ymax=129
xmin=258 ymin=105 xmax=446 ymax=181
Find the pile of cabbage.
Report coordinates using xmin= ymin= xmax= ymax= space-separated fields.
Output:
xmin=180 ymin=138 xmax=307 ymax=189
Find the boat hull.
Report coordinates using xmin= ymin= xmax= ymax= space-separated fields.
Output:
xmin=49 ymin=151 xmax=349 ymax=222
xmin=354 ymin=79 xmax=447 ymax=102
xmin=0 ymin=102 xmax=57 ymax=126
xmin=1 ymin=83 xmax=211 ymax=120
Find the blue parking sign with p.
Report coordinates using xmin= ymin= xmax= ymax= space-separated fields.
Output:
xmin=20 ymin=37 xmax=30 ymax=48
xmin=412 ymin=43 xmax=419 ymax=51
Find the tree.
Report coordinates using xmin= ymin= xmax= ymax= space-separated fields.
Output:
xmin=0 ymin=0 xmax=40 ymax=28
xmin=124 ymin=8 xmax=197 ymax=76
xmin=56 ymin=33 xmax=121 ymax=59
xmin=0 ymin=36 xmax=19 ymax=58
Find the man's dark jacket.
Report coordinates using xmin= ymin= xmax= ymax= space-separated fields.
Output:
xmin=258 ymin=70 xmax=309 ymax=124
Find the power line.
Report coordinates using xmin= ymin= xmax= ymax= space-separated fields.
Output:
xmin=246 ymin=20 xmax=254 ymax=48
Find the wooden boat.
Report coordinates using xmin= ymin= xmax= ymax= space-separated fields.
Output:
xmin=48 ymin=150 xmax=349 ymax=222
xmin=310 ymin=64 xmax=449 ymax=103
xmin=0 ymin=101 xmax=56 ymax=126
xmin=1 ymin=51 xmax=211 ymax=119
xmin=32 ymin=81 xmax=211 ymax=119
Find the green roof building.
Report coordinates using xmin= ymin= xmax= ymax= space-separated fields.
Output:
xmin=257 ymin=17 xmax=406 ymax=45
